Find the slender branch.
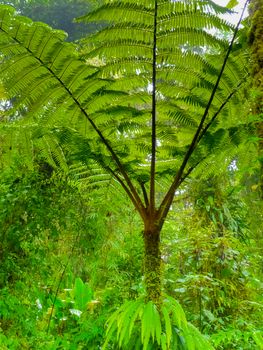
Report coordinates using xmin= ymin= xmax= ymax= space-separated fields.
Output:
xmin=181 ymin=81 xmax=247 ymax=186
xmin=178 ymin=78 xmax=246 ymax=185
xmin=106 ymin=166 xmax=147 ymax=219
xmin=198 ymin=79 xmax=246 ymax=143
xmin=178 ymin=156 xmax=207 ymax=186
xmin=0 ymin=23 xmax=146 ymax=217
xmin=140 ymin=182 xmax=149 ymax=207
xmin=156 ymin=1 xmax=249 ymax=228
xmin=149 ymin=0 xmax=158 ymax=215
xmin=79 ymin=115 xmax=146 ymax=216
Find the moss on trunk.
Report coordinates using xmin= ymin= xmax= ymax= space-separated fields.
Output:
xmin=143 ymin=226 xmax=162 ymax=307
xmin=249 ymin=0 xmax=263 ymax=196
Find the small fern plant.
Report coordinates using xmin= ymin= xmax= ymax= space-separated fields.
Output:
xmin=102 ymin=296 xmax=214 ymax=350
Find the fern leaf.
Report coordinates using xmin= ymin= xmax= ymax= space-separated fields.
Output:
xmin=165 ymin=296 xmax=188 ymax=330
xmin=187 ymin=323 xmax=215 ymax=350
xmin=161 ymin=304 xmax=172 ymax=349
xmin=152 ymin=304 xmax=162 ymax=345
xmin=141 ymin=301 xmax=154 ymax=346
xmin=78 ymin=1 xmax=154 ymax=27
xmin=128 ymin=300 xmax=145 ymax=337
xmin=116 ymin=300 xmax=141 ymax=344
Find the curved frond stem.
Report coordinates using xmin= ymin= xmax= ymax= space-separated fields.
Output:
xmin=179 ymin=156 xmax=207 ymax=186
xmin=156 ymin=0 xmax=249 ymax=229
xmin=149 ymin=0 xmax=157 ymax=216
xmin=198 ymin=78 xmax=247 ymax=143
xmin=105 ymin=165 xmax=146 ymax=219
xmin=0 ymin=21 xmax=147 ymax=220
xmin=140 ymin=182 xmax=149 ymax=207
xmin=82 ymin=115 xmax=146 ymax=219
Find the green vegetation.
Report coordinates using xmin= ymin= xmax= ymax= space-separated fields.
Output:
xmin=0 ymin=0 xmax=262 ymax=349
xmin=0 ymin=0 xmax=101 ymax=41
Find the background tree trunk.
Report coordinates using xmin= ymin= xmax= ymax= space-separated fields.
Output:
xmin=249 ymin=0 xmax=263 ymax=197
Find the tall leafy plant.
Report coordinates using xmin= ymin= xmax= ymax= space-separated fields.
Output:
xmin=0 ymin=0 xmax=250 ymax=346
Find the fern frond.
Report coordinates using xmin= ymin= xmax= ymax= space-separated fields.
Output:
xmin=158 ymin=0 xmax=232 ymax=16
xmin=158 ymin=11 xmax=232 ymax=32
xmin=0 ymin=0 xmax=249 ymax=214
xmin=102 ymin=296 xmax=215 ymax=349
xmin=78 ymin=1 xmax=154 ymax=26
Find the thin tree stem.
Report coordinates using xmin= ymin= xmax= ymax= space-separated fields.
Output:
xmin=107 ymin=166 xmax=147 ymax=219
xmin=198 ymin=79 xmax=246 ymax=143
xmin=140 ymin=182 xmax=149 ymax=208
xmin=149 ymin=0 xmax=158 ymax=215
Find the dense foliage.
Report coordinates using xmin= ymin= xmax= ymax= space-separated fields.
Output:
xmin=0 ymin=0 xmax=262 ymax=349
xmin=0 ymin=157 xmax=262 ymax=349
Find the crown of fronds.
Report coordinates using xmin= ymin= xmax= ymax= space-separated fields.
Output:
xmin=0 ymin=1 xmax=249 ymax=198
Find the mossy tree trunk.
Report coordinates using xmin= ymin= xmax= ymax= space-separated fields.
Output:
xmin=143 ymin=221 xmax=162 ymax=307
xmin=249 ymin=0 xmax=263 ymax=196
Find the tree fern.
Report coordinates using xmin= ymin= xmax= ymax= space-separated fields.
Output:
xmin=0 ymin=3 xmax=249 ymax=191
xmin=77 ymin=0 xmax=249 ymax=205
xmin=0 ymin=1 xmax=251 ymax=347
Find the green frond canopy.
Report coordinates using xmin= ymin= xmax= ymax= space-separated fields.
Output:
xmin=0 ymin=1 xmax=249 ymax=207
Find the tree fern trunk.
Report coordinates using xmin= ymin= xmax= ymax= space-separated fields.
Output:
xmin=143 ymin=224 xmax=162 ymax=307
